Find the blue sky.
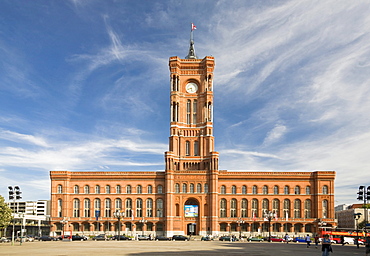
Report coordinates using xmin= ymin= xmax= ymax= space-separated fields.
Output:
xmin=1 ymin=0 xmax=370 ymax=205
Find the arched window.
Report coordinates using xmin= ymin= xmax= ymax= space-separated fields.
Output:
xmin=283 ymin=199 xmax=290 ymax=219
xmin=125 ymin=199 xmax=132 ymax=217
xmin=57 ymin=185 xmax=63 ymax=194
xmin=186 ymin=100 xmax=191 ymax=124
xmin=194 ymin=141 xmax=199 ymax=156
xmin=305 ymin=186 xmax=311 ymax=195
xmin=230 ymin=199 xmax=237 ymax=217
xmin=232 ymin=185 xmax=237 ymax=194
xmin=220 ymin=199 xmax=227 ymax=217
xmin=95 ymin=185 xmax=100 ymax=194
xmin=272 ymin=199 xmax=280 ymax=217
xmin=274 ymin=186 xmax=279 ymax=195
xmin=242 ymin=185 xmax=247 ymax=194
xmin=322 ymin=200 xmax=328 ymax=218
xmin=116 ymin=185 xmax=121 ymax=194
xmin=115 ymin=198 xmax=122 ymax=210
xmin=185 ymin=141 xmax=190 ymax=156
xmin=126 ymin=185 xmax=132 ymax=194
xmin=147 ymin=185 xmax=152 ymax=194
xmin=137 ymin=185 xmax=142 ymax=194
xmin=284 ymin=186 xmax=290 ymax=195
xmin=73 ymin=199 xmax=80 ymax=217
xmin=204 ymin=183 xmax=208 ymax=193
xmin=193 ymin=100 xmax=197 ymax=124
xmin=106 ymin=185 xmax=111 ymax=194
xmin=252 ymin=185 xmax=258 ymax=194
xmin=84 ymin=185 xmax=90 ymax=194
xmin=294 ymin=199 xmax=301 ymax=218
xmin=105 ymin=199 xmax=111 ymax=217
xmin=74 ymin=185 xmax=79 ymax=194
xmin=84 ymin=199 xmax=90 ymax=217
xmin=156 ymin=199 xmax=163 ymax=217
xmin=136 ymin=198 xmax=144 ymax=220
xmin=57 ymin=199 xmax=62 ymax=217
xmin=305 ymin=199 xmax=312 ymax=218
xmin=294 ymin=186 xmax=300 ymax=195
xmin=94 ymin=199 xmax=101 ymax=217
xmin=252 ymin=199 xmax=258 ymax=217
xmin=190 ymin=183 xmax=194 ymax=193
xmin=263 ymin=185 xmax=268 ymax=194
xmin=182 ymin=184 xmax=187 ymax=193
xmin=221 ymin=185 xmax=226 ymax=194
xmin=262 ymin=199 xmax=269 ymax=215
xmin=322 ymin=185 xmax=328 ymax=195
xmin=146 ymin=198 xmax=153 ymax=217
xmin=157 ymin=185 xmax=163 ymax=194
xmin=241 ymin=199 xmax=248 ymax=217
xmin=175 ymin=183 xmax=180 ymax=193
xmin=196 ymin=183 xmax=202 ymax=193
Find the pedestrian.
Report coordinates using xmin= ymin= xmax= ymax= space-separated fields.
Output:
xmin=305 ymin=234 xmax=311 ymax=248
xmin=321 ymin=234 xmax=332 ymax=256
xmin=365 ymin=235 xmax=370 ymax=256
xmin=314 ymin=234 xmax=320 ymax=249
xmin=284 ymin=233 xmax=290 ymax=244
xmin=340 ymin=235 xmax=345 ymax=246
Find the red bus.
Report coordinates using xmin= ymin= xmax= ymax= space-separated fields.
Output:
xmin=321 ymin=230 xmax=369 ymax=244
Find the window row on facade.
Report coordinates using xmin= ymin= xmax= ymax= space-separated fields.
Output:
xmin=57 ymin=184 xmax=330 ymax=195
xmin=57 ymin=197 xmax=329 ymax=220
xmin=220 ymin=185 xmax=329 ymax=195
xmin=219 ymin=198 xmax=329 ymax=219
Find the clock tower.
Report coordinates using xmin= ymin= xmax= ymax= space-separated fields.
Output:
xmin=164 ymin=31 xmax=220 ymax=236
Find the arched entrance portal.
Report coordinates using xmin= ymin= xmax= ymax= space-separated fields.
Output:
xmin=184 ymin=199 xmax=199 ymax=236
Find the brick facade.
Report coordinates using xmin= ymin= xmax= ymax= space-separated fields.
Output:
xmin=50 ymin=51 xmax=336 ymax=238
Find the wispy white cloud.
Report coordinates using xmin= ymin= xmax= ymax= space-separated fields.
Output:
xmin=0 ymin=129 xmax=50 ymax=148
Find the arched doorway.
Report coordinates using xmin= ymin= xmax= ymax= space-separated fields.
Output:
xmin=184 ymin=198 xmax=199 ymax=235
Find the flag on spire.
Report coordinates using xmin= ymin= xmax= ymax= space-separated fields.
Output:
xmin=191 ymin=23 xmax=197 ymax=31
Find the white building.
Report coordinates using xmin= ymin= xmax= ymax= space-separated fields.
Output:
xmin=6 ymin=200 xmax=50 ymax=237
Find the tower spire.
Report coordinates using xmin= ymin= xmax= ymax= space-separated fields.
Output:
xmin=185 ymin=23 xmax=198 ymax=59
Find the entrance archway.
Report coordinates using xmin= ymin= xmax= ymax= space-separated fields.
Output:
xmin=184 ymin=198 xmax=199 ymax=235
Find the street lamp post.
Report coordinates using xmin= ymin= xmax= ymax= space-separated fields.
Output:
xmin=60 ymin=217 xmax=69 ymax=241
xmin=354 ymin=213 xmax=362 ymax=249
xmin=139 ymin=217 xmax=147 ymax=236
xmin=236 ymin=217 xmax=244 ymax=240
xmin=357 ymin=186 xmax=370 ymax=226
xmin=8 ymin=186 xmax=22 ymax=246
xmin=113 ymin=211 xmax=125 ymax=241
xmin=264 ymin=211 xmax=274 ymax=242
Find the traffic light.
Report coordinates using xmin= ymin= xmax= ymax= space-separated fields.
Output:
xmin=8 ymin=186 xmax=14 ymax=200
xmin=357 ymin=186 xmax=364 ymax=201
xmin=14 ymin=186 xmax=22 ymax=200
xmin=366 ymin=186 xmax=370 ymax=200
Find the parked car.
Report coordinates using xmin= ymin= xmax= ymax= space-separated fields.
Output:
xmin=38 ymin=236 xmax=56 ymax=241
xmin=155 ymin=236 xmax=171 ymax=241
xmin=92 ymin=234 xmax=107 ymax=241
xmin=219 ymin=236 xmax=239 ymax=241
xmin=137 ymin=234 xmax=151 ymax=240
xmin=0 ymin=237 xmax=10 ymax=243
xmin=293 ymin=237 xmax=306 ymax=243
xmin=247 ymin=236 xmax=263 ymax=242
xmin=16 ymin=236 xmax=34 ymax=242
xmin=71 ymin=235 xmax=88 ymax=241
xmin=201 ymin=236 xmax=213 ymax=241
xmin=111 ymin=235 xmax=131 ymax=240
xmin=172 ymin=235 xmax=189 ymax=241
xmin=265 ymin=236 xmax=284 ymax=242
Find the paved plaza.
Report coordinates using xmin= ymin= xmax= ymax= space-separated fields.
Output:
xmin=0 ymin=240 xmax=367 ymax=256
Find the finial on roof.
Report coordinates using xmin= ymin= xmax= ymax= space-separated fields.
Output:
xmin=185 ymin=23 xmax=198 ymax=59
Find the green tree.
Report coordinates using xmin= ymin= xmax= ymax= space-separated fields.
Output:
xmin=0 ymin=195 xmax=12 ymax=236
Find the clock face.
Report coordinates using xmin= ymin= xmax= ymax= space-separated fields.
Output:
xmin=186 ymin=82 xmax=198 ymax=93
